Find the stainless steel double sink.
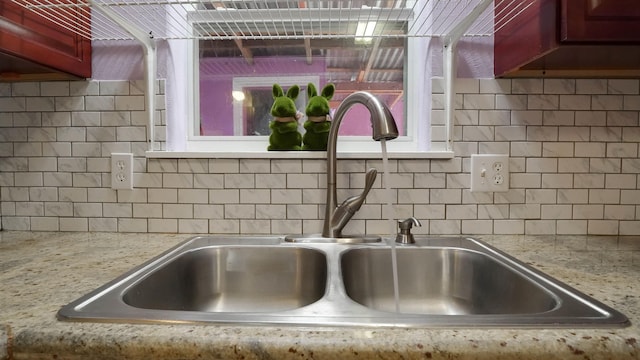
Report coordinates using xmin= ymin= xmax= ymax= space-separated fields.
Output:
xmin=58 ymin=236 xmax=629 ymax=328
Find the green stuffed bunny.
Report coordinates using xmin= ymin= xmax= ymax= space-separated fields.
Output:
xmin=302 ymin=83 xmax=335 ymax=151
xmin=268 ymin=84 xmax=302 ymax=151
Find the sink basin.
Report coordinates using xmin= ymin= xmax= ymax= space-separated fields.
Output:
xmin=58 ymin=236 xmax=629 ymax=328
xmin=341 ymin=247 xmax=557 ymax=315
xmin=123 ymin=246 xmax=327 ymax=312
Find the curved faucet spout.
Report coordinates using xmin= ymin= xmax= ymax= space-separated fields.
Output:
xmin=322 ymin=91 xmax=399 ymax=238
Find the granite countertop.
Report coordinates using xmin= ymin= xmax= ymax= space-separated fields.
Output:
xmin=0 ymin=231 xmax=639 ymax=360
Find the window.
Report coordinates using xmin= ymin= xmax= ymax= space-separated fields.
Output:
xmin=168 ymin=1 xmax=442 ymax=156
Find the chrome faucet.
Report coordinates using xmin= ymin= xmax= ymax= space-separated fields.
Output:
xmin=322 ymin=91 xmax=399 ymax=238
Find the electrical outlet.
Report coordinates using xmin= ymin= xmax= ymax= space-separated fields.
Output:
xmin=470 ymin=154 xmax=509 ymax=192
xmin=111 ymin=153 xmax=133 ymax=190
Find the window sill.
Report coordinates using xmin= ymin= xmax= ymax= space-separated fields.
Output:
xmin=145 ymin=150 xmax=454 ymax=160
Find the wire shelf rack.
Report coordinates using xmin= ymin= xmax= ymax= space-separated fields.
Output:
xmin=10 ymin=0 xmax=533 ymax=41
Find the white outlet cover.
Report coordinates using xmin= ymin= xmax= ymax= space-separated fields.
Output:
xmin=470 ymin=154 xmax=509 ymax=192
xmin=111 ymin=153 xmax=134 ymax=190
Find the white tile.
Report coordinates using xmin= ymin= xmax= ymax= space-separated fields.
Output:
xmin=573 ymin=204 xmax=604 ymax=219
xmin=462 ymin=94 xmax=495 ymax=110
xmin=493 ymin=220 xmax=524 ymax=234
xmin=60 ymin=217 xmax=88 ymax=231
xmin=103 ymin=203 xmax=132 ymax=218
xmin=619 ymin=221 xmax=640 ymax=235
xmin=605 ymin=174 xmax=637 ymax=189
xmin=509 ymin=204 xmax=540 ymax=219
xmin=116 ymin=126 xmax=147 ymax=142
xmin=240 ymin=220 xmax=271 ymax=234
xmin=29 ymin=187 xmax=57 ymax=202
xmin=588 ymin=189 xmax=620 ymax=204
xmin=559 ymin=95 xmax=590 ymax=110
xmin=256 ymin=204 xmax=287 ymax=219
xmin=225 ymin=204 xmax=255 ymax=219
xmin=525 ymin=220 xmax=556 ymax=235
xmin=89 ymin=218 xmax=118 ymax=232
xmin=178 ymin=189 xmax=209 ymax=203
xmin=85 ymin=96 xmax=115 ymax=111
xmin=31 ymin=217 xmax=60 ymax=231
xmin=72 ymin=173 xmax=101 ymax=187
xmin=148 ymin=218 xmax=177 ymax=233
xmin=133 ymin=204 xmax=163 ymax=218
xmin=193 ymin=204 xmax=223 ymax=219
xmin=461 ymin=220 xmax=492 ymax=234
xmin=240 ymin=159 xmax=271 ymax=173
xmin=240 ymin=189 xmax=270 ymax=204
xmin=179 ymin=219 xmax=208 ymax=233
xmin=623 ymin=95 xmax=640 ymax=111
xmin=544 ymin=79 xmax=575 ymax=94
xmin=512 ymin=79 xmax=543 ymax=94
xmin=557 ymin=220 xmax=587 ymax=235
xmin=209 ymin=219 xmax=240 ymax=234
xmin=429 ymin=220 xmax=461 ymax=235
xmin=163 ymin=204 xmax=193 ymax=218
xmin=541 ymin=204 xmax=572 ymax=219
xmin=178 ymin=159 xmax=208 ymax=173
xmin=608 ymin=79 xmax=639 ymax=95
xmin=16 ymin=202 xmax=44 ymax=216
xmin=589 ymin=158 xmax=621 ymax=173
xmin=271 ymin=220 xmax=302 ymax=234
xmin=526 ymin=189 xmax=557 ymax=203
xmin=526 ymin=126 xmax=558 ymax=141
xmin=527 ymin=95 xmax=559 ymax=110
xmin=592 ymin=95 xmax=623 ymax=110
xmin=413 ymin=204 xmax=445 ymax=220
xmin=429 ymin=189 xmax=461 ymax=204
xmin=587 ymin=220 xmax=618 ymax=235
xmin=541 ymin=174 xmax=573 ymax=188
xmin=446 ymin=204 xmax=477 ymax=219
xmin=496 ymin=95 xmax=527 ymax=110
xmin=148 ymin=188 xmax=178 ymax=203
xmin=225 ymin=173 xmax=255 ymax=188
xmin=557 ymin=189 xmax=588 ymax=204
xmin=526 ymin=158 xmax=558 ymax=173
xmin=100 ymin=81 xmax=131 ymax=95
xmin=478 ymin=204 xmax=509 ymax=219
xmin=286 ymin=204 xmax=318 ymax=219
xmin=163 ymin=173 xmax=193 ymax=188
xmin=576 ymin=79 xmax=607 ymax=94
xmin=118 ymin=218 xmax=147 ymax=232
xmin=604 ymin=205 xmax=635 ymax=220
xmin=115 ymin=95 xmax=144 ymax=110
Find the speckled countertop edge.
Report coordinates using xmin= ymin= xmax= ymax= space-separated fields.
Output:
xmin=1 ymin=231 xmax=639 ymax=360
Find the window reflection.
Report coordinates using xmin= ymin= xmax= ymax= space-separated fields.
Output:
xmin=198 ymin=38 xmax=406 ymax=137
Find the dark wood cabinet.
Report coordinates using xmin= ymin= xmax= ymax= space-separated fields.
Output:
xmin=495 ymin=0 xmax=640 ymax=77
xmin=0 ymin=1 xmax=91 ymax=81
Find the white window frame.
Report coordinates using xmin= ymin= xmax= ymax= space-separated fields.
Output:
xmin=181 ymin=38 xmax=452 ymax=158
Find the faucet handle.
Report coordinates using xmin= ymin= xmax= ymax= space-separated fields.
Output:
xmin=363 ymin=168 xmax=377 ymax=192
xmin=396 ymin=217 xmax=421 ymax=244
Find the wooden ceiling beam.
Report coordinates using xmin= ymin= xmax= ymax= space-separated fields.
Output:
xmin=233 ymin=39 xmax=254 ymax=65
xmin=304 ymin=38 xmax=312 ymax=65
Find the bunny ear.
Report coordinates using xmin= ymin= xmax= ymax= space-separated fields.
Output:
xmin=321 ymin=83 xmax=335 ymax=100
xmin=272 ymin=84 xmax=284 ymax=99
xmin=307 ymin=83 xmax=318 ymax=99
xmin=287 ymin=85 xmax=300 ymax=100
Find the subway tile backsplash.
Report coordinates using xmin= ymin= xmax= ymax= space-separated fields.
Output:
xmin=1 ymin=78 xmax=639 ymax=235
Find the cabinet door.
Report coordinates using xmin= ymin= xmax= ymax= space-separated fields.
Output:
xmin=0 ymin=0 xmax=91 ymax=78
xmin=561 ymin=0 xmax=640 ymax=42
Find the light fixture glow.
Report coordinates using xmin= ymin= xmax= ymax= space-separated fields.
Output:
xmin=232 ymin=90 xmax=245 ymax=101
xmin=355 ymin=20 xmax=376 ymax=44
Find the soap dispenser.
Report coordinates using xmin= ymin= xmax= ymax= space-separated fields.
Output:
xmin=395 ymin=217 xmax=422 ymax=244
